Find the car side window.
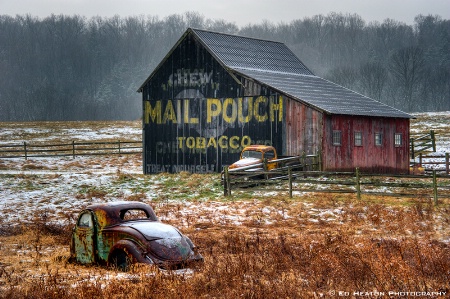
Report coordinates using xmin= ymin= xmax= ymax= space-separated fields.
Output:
xmin=78 ymin=212 xmax=93 ymax=228
xmin=265 ymin=150 xmax=275 ymax=159
xmin=120 ymin=209 xmax=149 ymax=221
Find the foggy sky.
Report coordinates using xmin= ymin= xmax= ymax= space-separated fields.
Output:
xmin=1 ymin=0 xmax=449 ymax=26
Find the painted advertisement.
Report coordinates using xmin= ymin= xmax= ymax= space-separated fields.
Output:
xmin=143 ymin=93 xmax=283 ymax=173
xmin=140 ymin=34 xmax=284 ymax=173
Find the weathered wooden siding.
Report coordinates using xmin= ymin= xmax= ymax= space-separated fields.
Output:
xmin=141 ymin=33 xmax=283 ymax=174
xmin=140 ymin=30 xmax=412 ymax=175
xmin=322 ymin=115 xmax=410 ymax=173
xmin=283 ymin=98 xmax=323 ymax=156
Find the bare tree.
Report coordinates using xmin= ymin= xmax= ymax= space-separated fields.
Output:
xmin=359 ymin=62 xmax=388 ymax=102
xmin=389 ymin=46 xmax=425 ymax=111
xmin=326 ymin=66 xmax=358 ymax=91
xmin=0 ymin=12 xmax=448 ymax=121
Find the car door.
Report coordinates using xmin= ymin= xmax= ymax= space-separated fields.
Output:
xmin=73 ymin=211 xmax=96 ymax=264
xmin=264 ymin=149 xmax=277 ymax=170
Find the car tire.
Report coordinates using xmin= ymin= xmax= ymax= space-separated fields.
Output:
xmin=110 ymin=249 xmax=132 ymax=271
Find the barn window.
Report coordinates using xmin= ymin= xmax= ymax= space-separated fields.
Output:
xmin=394 ymin=133 xmax=402 ymax=147
xmin=332 ymin=131 xmax=342 ymax=145
xmin=354 ymin=132 xmax=362 ymax=146
xmin=375 ymin=133 xmax=382 ymax=146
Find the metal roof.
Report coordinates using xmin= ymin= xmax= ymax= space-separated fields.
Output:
xmin=139 ymin=28 xmax=412 ymax=119
xmin=234 ymin=68 xmax=413 ymax=118
xmin=191 ymin=28 xmax=412 ymax=119
xmin=192 ymin=29 xmax=314 ymax=76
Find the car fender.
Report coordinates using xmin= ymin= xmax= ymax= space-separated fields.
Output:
xmin=108 ymin=239 xmax=149 ymax=264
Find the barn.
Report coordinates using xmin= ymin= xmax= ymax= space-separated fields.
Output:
xmin=138 ymin=28 xmax=412 ymax=174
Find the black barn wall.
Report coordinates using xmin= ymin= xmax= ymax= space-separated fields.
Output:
xmin=141 ymin=33 xmax=283 ymax=173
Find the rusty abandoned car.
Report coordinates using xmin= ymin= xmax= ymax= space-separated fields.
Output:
xmin=70 ymin=201 xmax=203 ymax=270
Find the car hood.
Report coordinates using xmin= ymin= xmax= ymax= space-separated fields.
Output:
xmin=230 ymin=157 xmax=261 ymax=169
xmin=124 ymin=221 xmax=193 ymax=261
xmin=124 ymin=221 xmax=181 ymax=240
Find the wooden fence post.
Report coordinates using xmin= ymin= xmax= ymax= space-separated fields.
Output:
xmin=318 ymin=151 xmax=322 ymax=171
xmin=288 ymin=166 xmax=293 ymax=198
xmin=446 ymin=153 xmax=449 ymax=175
xmin=72 ymin=141 xmax=75 ymax=159
xmin=432 ymin=170 xmax=438 ymax=205
xmin=224 ymin=166 xmax=230 ymax=197
xmin=24 ymin=142 xmax=27 ymax=160
xmin=356 ymin=167 xmax=361 ymax=200
xmin=431 ymin=130 xmax=436 ymax=152
xmin=263 ymin=158 xmax=268 ymax=180
xmin=301 ymin=152 xmax=307 ymax=170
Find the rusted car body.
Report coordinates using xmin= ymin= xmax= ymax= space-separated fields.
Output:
xmin=70 ymin=201 xmax=203 ymax=270
xmin=229 ymin=145 xmax=278 ymax=171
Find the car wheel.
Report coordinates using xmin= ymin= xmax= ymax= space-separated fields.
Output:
xmin=110 ymin=249 xmax=132 ymax=271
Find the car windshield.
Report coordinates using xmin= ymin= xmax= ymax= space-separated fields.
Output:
xmin=241 ymin=150 xmax=262 ymax=159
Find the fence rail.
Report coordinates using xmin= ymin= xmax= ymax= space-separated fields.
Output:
xmin=410 ymin=130 xmax=436 ymax=158
xmin=0 ymin=141 xmax=142 ymax=159
xmin=223 ymin=166 xmax=450 ymax=204
xmin=411 ymin=153 xmax=450 ymax=175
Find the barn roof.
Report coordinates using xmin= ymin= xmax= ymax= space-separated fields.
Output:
xmin=140 ymin=28 xmax=412 ymax=119
xmin=192 ymin=28 xmax=314 ymax=76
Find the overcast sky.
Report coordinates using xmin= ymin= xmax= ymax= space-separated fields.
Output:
xmin=1 ymin=0 xmax=449 ymax=26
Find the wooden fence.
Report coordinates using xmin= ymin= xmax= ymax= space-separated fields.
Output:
xmin=0 ymin=141 xmax=142 ymax=159
xmin=223 ymin=167 xmax=450 ymax=204
xmin=410 ymin=130 xmax=436 ymax=158
xmin=412 ymin=153 xmax=450 ymax=175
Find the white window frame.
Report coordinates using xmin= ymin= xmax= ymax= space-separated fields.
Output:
xmin=375 ymin=133 xmax=382 ymax=146
xmin=394 ymin=133 xmax=402 ymax=147
xmin=354 ymin=131 xmax=362 ymax=146
xmin=332 ymin=130 xmax=342 ymax=146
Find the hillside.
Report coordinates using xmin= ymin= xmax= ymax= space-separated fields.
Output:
xmin=2 ymin=14 xmax=449 ymax=122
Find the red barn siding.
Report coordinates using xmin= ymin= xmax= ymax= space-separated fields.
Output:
xmin=322 ymin=115 xmax=410 ymax=174
xmin=284 ymin=97 xmax=323 ymax=156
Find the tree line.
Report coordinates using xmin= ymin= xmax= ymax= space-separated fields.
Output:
xmin=0 ymin=12 xmax=448 ymax=121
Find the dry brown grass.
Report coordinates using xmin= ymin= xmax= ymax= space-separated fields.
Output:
xmin=21 ymin=162 xmax=52 ymax=170
xmin=411 ymin=112 xmax=450 ymax=136
xmin=1 ymin=195 xmax=449 ymax=299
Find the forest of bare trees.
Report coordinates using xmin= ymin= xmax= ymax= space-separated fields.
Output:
xmin=0 ymin=12 xmax=449 ymax=121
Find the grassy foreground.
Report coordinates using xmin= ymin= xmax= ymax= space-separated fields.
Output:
xmin=0 ymin=190 xmax=449 ymax=298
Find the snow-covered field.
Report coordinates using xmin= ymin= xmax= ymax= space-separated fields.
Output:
xmin=410 ymin=111 xmax=450 ymax=155
xmin=0 ymin=113 xmax=449 ymax=230
xmin=0 ymin=121 xmax=142 ymax=144
xmin=410 ymin=112 xmax=450 ymax=172
xmin=0 ymin=114 xmax=449 ymax=297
